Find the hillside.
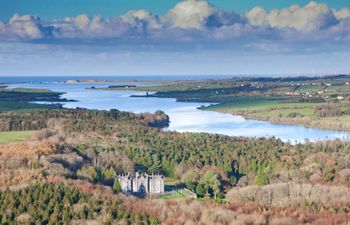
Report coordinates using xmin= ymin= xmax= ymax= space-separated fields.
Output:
xmin=1 ymin=107 xmax=349 ymax=224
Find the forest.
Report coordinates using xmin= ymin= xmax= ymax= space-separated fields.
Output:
xmin=1 ymin=108 xmax=349 ymax=195
xmin=1 ymin=107 xmax=350 ymax=224
xmin=0 ymin=184 xmax=155 ymax=224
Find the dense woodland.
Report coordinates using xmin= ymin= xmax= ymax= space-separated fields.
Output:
xmin=1 ymin=108 xmax=349 ymax=197
xmin=0 ymin=184 xmax=154 ymax=224
xmin=1 ymin=107 xmax=350 ymax=224
xmin=0 ymin=108 xmax=169 ymax=131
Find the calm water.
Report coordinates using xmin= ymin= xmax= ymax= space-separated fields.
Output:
xmin=5 ymin=77 xmax=350 ymax=143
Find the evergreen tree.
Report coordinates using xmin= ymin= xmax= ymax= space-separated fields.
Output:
xmin=149 ymin=154 xmax=162 ymax=173
xmin=185 ymin=182 xmax=196 ymax=191
xmin=255 ymin=165 xmax=269 ymax=185
xmin=195 ymin=184 xmax=205 ymax=197
xmin=113 ymin=180 xmax=121 ymax=194
xmin=103 ymin=167 xmax=116 ymax=180
xmin=199 ymin=170 xmax=221 ymax=198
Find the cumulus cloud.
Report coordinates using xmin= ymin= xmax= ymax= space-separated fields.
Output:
xmin=52 ymin=14 xmax=128 ymax=39
xmin=9 ymin=14 xmax=45 ymax=39
xmin=333 ymin=8 xmax=350 ymax=20
xmin=165 ymin=0 xmax=216 ymax=29
xmin=121 ymin=10 xmax=161 ymax=29
xmin=0 ymin=0 xmax=349 ymax=52
xmin=164 ymin=0 xmax=242 ymax=29
xmin=0 ymin=14 xmax=53 ymax=40
xmin=246 ymin=1 xmax=338 ymax=32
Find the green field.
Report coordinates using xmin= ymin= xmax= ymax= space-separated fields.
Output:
xmin=0 ymin=131 xmax=33 ymax=143
xmin=0 ymin=100 xmax=61 ymax=112
xmin=205 ymin=97 xmax=318 ymax=116
xmin=159 ymin=194 xmax=184 ymax=199
xmin=297 ymin=85 xmax=324 ymax=93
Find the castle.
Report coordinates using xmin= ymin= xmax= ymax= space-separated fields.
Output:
xmin=116 ymin=172 xmax=164 ymax=194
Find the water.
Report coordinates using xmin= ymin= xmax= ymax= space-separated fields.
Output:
xmin=4 ymin=76 xmax=350 ymax=143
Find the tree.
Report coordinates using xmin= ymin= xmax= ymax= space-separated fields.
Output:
xmin=149 ymin=154 xmax=162 ymax=173
xmin=185 ymin=182 xmax=196 ymax=191
xmin=182 ymin=169 xmax=200 ymax=191
xmin=255 ymin=163 xmax=274 ymax=185
xmin=113 ymin=180 xmax=121 ymax=194
xmin=199 ymin=170 xmax=221 ymax=198
xmin=103 ymin=167 xmax=116 ymax=181
xmin=161 ymin=159 xmax=175 ymax=177
xmin=195 ymin=183 xmax=205 ymax=197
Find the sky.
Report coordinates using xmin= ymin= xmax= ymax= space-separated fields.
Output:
xmin=0 ymin=0 xmax=350 ymax=76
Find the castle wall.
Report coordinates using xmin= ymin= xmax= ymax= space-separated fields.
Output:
xmin=116 ymin=173 xmax=164 ymax=194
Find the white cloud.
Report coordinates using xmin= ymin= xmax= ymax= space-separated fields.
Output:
xmin=121 ymin=10 xmax=161 ymax=29
xmin=246 ymin=1 xmax=337 ymax=32
xmin=333 ymin=8 xmax=350 ymax=20
xmin=8 ymin=14 xmax=46 ymax=39
xmin=165 ymin=0 xmax=215 ymax=29
xmin=52 ymin=14 xmax=128 ymax=39
xmin=0 ymin=0 xmax=349 ymax=52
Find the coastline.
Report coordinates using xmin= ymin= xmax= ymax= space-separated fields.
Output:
xmin=201 ymin=106 xmax=350 ymax=133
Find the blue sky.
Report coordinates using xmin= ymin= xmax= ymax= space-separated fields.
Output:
xmin=0 ymin=0 xmax=350 ymax=76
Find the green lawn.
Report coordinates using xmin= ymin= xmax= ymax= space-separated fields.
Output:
xmin=0 ymin=101 xmax=60 ymax=112
xmin=206 ymin=97 xmax=283 ymax=111
xmin=160 ymin=189 xmax=185 ymax=199
xmin=297 ymin=85 xmax=324 ymax=93
xmin=159 ymin=194 xmax=184 ymax=199
xmin=204 ymin=97 xmax=322 ymax=120
xmin=0 ymin=131 xmax=33 ymax=143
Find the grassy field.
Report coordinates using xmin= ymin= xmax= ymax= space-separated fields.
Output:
xmin=159 ymin=194 xmax=184 ymax=199
xmin=118 ymin=75 xmax=350 ymax=131
xmin=0 ymin=131 xmax=33 ymax=143
xmin=0 ymin=88 xmax=64 ymax=112
xmin=0 ymin=100 xmax=60 ymax=112
xmin=203 ymin=97 xmax=350 ymax=131
xmin=205 ymin=96 xmax=318 ymax=115
xmin=297 ymin=85 xmax=324 ymax=93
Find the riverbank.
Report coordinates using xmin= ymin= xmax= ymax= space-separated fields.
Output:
xmin=202 ymin=103 xmax=350 ymax=132
xmin=124 ymin=74 xmax=350 ymax=133
xmin=6 ymin=78 xmax=350 ymax=142
xmin=0 ymin=87 xmax=74 ymax=112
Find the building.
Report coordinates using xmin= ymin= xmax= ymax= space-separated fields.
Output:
xmin=117 ymin=172 xmax=164 ymax=194
xmin=337 ymin=95 xmax=344 ymax=100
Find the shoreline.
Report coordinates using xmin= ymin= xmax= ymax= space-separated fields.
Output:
xmin=201 ymin=106 xmax=350 ymax=133
xmin=127 ymin=92 xmax=350 ymax=134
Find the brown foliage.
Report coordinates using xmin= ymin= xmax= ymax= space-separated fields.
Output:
xmin=0 ymin=141 xmax=57 ymax=161
xmin=227 ymin=182 xmax=350 ymax=209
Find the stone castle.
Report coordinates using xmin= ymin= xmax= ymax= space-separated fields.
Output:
xmin=116 ymin=172 xmax=164 ymax=194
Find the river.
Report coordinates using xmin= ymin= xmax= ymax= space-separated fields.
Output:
xmin=6 ymin=78 xmax=350 ymax=143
